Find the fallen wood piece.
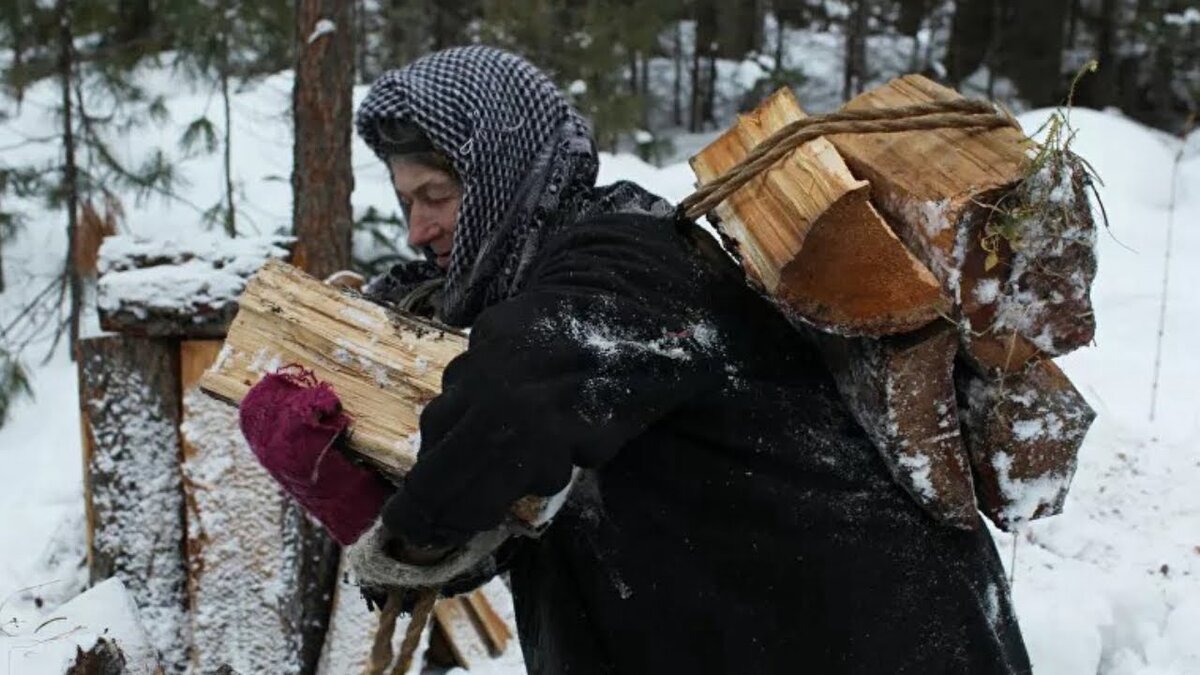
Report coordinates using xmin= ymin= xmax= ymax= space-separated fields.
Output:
xmin=957 ymin=357 xmax=1095 ymax=530
xmin=180 ymin=340 xmax=336 ymax=675
xmin=96 ymin=233 xmax=293 ymax=339
xmin=198 ymin=258 xmax=467 ymax=476
xmin=77 ymin=336 xmax=189 ymax=673
xmin=816 ymin=324 xmax=978 ymax=528
xmin=690 ymin=87 xmax=949 ymax=337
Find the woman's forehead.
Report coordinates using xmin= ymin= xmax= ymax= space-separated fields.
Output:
xmin=390 ymin=159 xmax=459 ymax=191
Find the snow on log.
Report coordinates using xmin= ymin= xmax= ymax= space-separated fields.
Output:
xmin=180 ymin=340 xmax=335 ymax=675
xmin=827 ymin=75 xmax=1097 ymax=372
xmin=957 ymin=358 xmax=1096 ymax=530
xmin=816 ymin=324 xmax=978 ymax=529
xmin=690 ymin=87 xmax=949 ymax=337
xmin=198 ymin=258 xmax=467 ymax=477
xmin=96 ymin=233 xmax=293 ymax=338
xmin=2 ymin=578 xmax=162 ymax=675
xmin=77 ymin=336 xmax=189 ymax=672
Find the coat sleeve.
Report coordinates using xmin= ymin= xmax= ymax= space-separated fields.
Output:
xmin=381 ymin=220 xmax=730 ymax=547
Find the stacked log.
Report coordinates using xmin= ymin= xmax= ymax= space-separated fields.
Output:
xmin=689 ymin=76 xmax=1098 ymax=531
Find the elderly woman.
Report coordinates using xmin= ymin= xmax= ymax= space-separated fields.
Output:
xmin=337 ymin=46 xmax=1029 ymax=673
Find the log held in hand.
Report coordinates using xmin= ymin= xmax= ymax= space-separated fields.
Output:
xmin=198 ymin=258 xmax=467 ymax=477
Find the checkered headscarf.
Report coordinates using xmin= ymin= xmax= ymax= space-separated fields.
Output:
xmin=356 ymin=46 xmax=672 ymax=327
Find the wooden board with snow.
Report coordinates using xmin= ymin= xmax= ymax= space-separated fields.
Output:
xmin=198 ymin=258 xmax=467 ymax=476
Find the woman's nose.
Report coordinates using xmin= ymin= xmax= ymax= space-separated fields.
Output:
xmin=407 ymin=207 xmax=438 ymax=248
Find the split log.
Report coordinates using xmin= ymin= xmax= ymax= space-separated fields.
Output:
xmin=199 ymin=258 xmax=466 ymax=477
xmin=690 ymin=87 xmax=949 ymax=337
xmin=816 ymin=324 xmax=978 ymax=529
xmin=179 ymin=340 xmax=335 ymax=675
xmin=957 ymin=358 xmax=1095 ymax=530
xmin=827 ymin=75 xmax=1097 ymax=372
xmin=429 ymin=596 xmax=496 ymax=670
xmin=77 ymin=336 xmax=189 ymax=673
xmin=96 ymin=234 xmax=292 ymax=339
xmin=463 ymin=588 xmax=513 ymax=656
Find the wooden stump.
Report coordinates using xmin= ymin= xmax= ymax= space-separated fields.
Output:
xmin=78 ymin=336 xmax=189 ymax=673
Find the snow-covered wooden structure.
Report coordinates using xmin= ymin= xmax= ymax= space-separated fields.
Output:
xmin=689 ymin=75 xmax=1098 ymax=531
xmin=80 ymin=233 xmax=518 ymax=674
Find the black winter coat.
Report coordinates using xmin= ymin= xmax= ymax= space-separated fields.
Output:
xmin=383 ymin=213 xmax=1031 ymax=674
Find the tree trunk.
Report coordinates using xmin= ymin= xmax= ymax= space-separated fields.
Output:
xmin=57 ymin=0 xmax=81 ymax=361
xmin=219 ymin=0 xmax=237 ymax=237
xmin=673 ymin=21 xmax=683 ymax=127
xmin=292 ymin=0 xmax=356 ymax=279
xmin=996 ymin=0 xmax=1068 ymax=107
xmin=945 ymin=0 xmax=993 ymax=84
xmin=1091 ymin=0 xmax=1119 ymax=108
xmin=843 ymin=0 xmax=869 ymax=101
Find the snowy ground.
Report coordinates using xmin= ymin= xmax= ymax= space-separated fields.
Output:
xmin=2 ymin=32 xmax=1199 ymax=675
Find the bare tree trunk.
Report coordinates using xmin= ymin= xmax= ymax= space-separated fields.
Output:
xmin=691 ymin=0 xmax=717 ymax=132
xmin=289 ymin=2 xmax=356 ymax=668
xmin=293 ymin=0 xmax=356 ymax=279
xmin=843 ymin=0 xmax=868 ymax=100
xmin=356 ymin=0 xmax=368 ymax=83
xmin=673 ymin=21 xmax=683 ymax=127
xmin=57 ymin=0 xmax=81 ymax=360
xmin=219 ymin=0 xmax=236 ymax=237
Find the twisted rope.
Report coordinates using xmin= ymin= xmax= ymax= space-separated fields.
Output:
xmin=678 ymin=99 xmax=1019 ymax=221
xmin=365 ymin=588 xmax=441 ymax=675
xmin=390 ymin=589 xmax=439 ymax=675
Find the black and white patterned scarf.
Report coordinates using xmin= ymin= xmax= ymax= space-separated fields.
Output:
xmin=356 ymin=45 xmax=673 ymax=327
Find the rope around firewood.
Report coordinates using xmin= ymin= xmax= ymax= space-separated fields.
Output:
xmin=677 ymin=99 xmax=1020 ymax=221
xmin=367 ymin=588 xmax=440 ymax=675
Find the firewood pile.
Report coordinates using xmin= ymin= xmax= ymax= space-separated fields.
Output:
xmin=689 ymin=75 xmax=1098 ymax=531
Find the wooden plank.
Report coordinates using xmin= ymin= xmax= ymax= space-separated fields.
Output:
xmin=432 ymin=597 xmax=494 ymax=670
xmin=77 ymin=335 xmax=189 ymax=673
xmin=817 ymin=325 xmax=978 ymax=528
xmin=199 ymin=258 xmax=468 ymax=477
xmin=179 ymin=339 xmax=337 ymax=675
xmin=463 ymin=589 xmax=512 ymax=656
xmin=690 ymin=87 xmax=949 ymax=337
xmin=957 ymin=358 xmax=1095 ymax=530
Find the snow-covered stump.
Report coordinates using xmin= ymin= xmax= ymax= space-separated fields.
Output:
xmin=179 ymin=340 xmax=337 ymax=675
xmin=77 ymin=336 xmax=190 ymax=672
xmin=957 ymin=358 xmax=1096 ymax=530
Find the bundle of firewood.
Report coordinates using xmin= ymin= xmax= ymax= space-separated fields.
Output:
xmin=690 ymin=75 xmax=1097 ymax=531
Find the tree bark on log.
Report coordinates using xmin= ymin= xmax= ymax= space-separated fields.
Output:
xmin=817 ymin=324 xmax=978 ymax=528
xmin=957 ymin=357 xmax=1095 ymax=529
xmin=77 ymin=335 xmax=189 ymax=673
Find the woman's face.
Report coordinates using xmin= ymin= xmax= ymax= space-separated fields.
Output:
xmin=390 ymin=158 xmax=463 ymax=269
